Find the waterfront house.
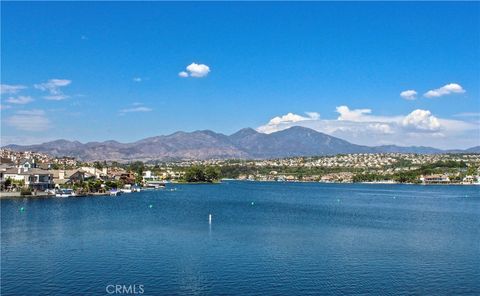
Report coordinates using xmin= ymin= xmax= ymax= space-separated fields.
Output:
xmin=3 ymin=167 xmax=54 ymax=190
xmin=0 ymin=163 xmax=12 ymax=189
xmin=142 ymin=170 xmax=159 ymax=182
xmin=80 ymin=166 xmax=108 ymax=180
xmin=114 ymin=172 xmax=136 ymax=185
xmin=320 ymin=175 xmax=335 ymax=183
xmin=52 ymin=169 xmax=93 ymax=187
xmin=420 ymin=174 xmax=450 ymax=184
xmin=285 ymin=175 xmax=297 ymax=182
xmin=462 ymin=175 xmax=479 ymax=184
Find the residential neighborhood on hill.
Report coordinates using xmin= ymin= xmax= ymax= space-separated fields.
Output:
xmin=1 ymin=148 xmax=479 ymax=197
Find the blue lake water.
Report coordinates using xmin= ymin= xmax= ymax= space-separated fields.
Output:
xmin=1 ymin=182 xmax=480 ymax=295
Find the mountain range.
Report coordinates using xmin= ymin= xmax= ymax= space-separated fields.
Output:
xmin=3 ymin=126 xmax=479 ymax=161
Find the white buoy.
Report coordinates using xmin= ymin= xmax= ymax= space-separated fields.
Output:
xmin=209 ymin=214 xmax=212 ymax=224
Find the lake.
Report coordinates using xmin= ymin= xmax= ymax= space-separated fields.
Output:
xmin=1 ymin=182 xmax=479 ymax=295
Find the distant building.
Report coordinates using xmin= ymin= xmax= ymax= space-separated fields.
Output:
xmin=142 ymin=170 xmax=159 ymax=182
xmin=462 ymin=175 xmax=479 ymax=184
xmin=420 ymin=174 xmax=450 ymax=184
xmin=18 ymin=158 xmax=36 ymax=170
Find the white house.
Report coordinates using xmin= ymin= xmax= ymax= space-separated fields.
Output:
xmin=3 ymin=167 xmax=54 ymax=190
xmin=142 ymin=170 xmax=159 ymax=182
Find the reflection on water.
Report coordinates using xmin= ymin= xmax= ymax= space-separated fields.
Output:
xmin=1 ymin=182 xmax=480 ymax=295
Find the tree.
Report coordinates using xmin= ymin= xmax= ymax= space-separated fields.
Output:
xmin=85 ymin=179 xmax=103 ymax=192
xmin=467 ymin=165 xmax=478 ymax=176
xmin=105 ymin=180 xmax=120 ymax=190
xmin=4 ymin=177 xmax=12 ymax=188
xmin=205 ymin=166 xmax=220 ymax=182
xmin=184 ymin=166 xmax=205 ymax=182
xmin=129 ymin=161 xmax=144 ymax=184
xmin=50 ymin=163 xmax=60 ymax=170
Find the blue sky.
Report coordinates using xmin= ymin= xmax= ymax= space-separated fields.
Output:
xmin=1 ymin=2 xmax=479 ymax=149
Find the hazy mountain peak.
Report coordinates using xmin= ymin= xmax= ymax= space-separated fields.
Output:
xmin=274 ymin=126 xmax=321 ymax=135
xmin=2 ymin=127 xmax=476 ymax=161
xmin=230 ymin=128 xmax=259 ymax=138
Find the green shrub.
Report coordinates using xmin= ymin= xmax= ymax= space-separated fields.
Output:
xmin=20 ymin=188 xmax=32 ymax=196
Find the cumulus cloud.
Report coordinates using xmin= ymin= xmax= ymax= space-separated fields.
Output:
xmin=178 ymin=71 xmax=189 ymax=78
xmin=6 ymin=96 xmax=33 ymax=105
xmin=179 ymin=63 xmax=210 ymax=78
xmin=256 ymin=106 xmax=478 ymax=149
xmin=336 ymin=106 xmax=372 ymax=121
xmin=402 ymin=109 xmax=441 ymax=131
xmin=424 ymin=83 xmax=465 ymax=98
xmin=400 ymin=90 xmax=417 ymax=100
xmin=258 ymin=112 xmax=320 ymax=133
xmin=269 ymin=112 xmax=318 ymax=125
xmin=1 ymin=84 xmax=27 ymax=95
xmin=34 ymin=79 xmax=72 ymax=100
xmin=305 ymin=112 xmax=320 ymax=120
xmin=368 ymin=123 xmax=394 ymax=134
xmin=5 ymin=109 xmax=51 ymax=131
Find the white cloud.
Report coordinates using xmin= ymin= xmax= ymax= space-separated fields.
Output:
xmin=368 ymin=123 xmax=394 ymax=134
xmin=119 ymin=103 xmax=152 ymax=115
xmin=336 ymin=106 xmax=372 ymax=121
xmin=402 ymin=109 xmax=441 ymax=131
xmin=1 ymin=84 xmax=27 ymax=95
xmin=258 ymin=112 xmax=320 ymax=133
xmin=0 ymin=104 xmax=12 ymax=110
xmin=179 ymin=63 xmax=211 ymax=78
xmin=268 ymin=112 xmax=314 ymax=125
xmin=133 ymin=77 xmax=142 ymax=82
xmin=5 ymin=96 xmax=34 ymax=104
xmin=424 ymin=83 xmax=465 ymax=98
xmin=0 ymin=135 xmax=56 ymax=146
xmin=453 ymin=112 xmax=480 ymax=118
xmin=44 ymin=95 xmax=69 ymax=101
xmin=256 ymin=106 xmax=478 ymax=149
xmin=4 ymin=109 xmax=51 ymax=131
xmin=34 ymin=79 xmax=72 ymax=100
xmin=400 ymin=90 xmax=417 ymax=100
xmin=178 ymin=71 xmax=189 ymax=78
xmin=305 ymin=112 xmax=320 ymax=120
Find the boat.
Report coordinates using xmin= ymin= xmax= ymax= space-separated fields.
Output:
xmin=131 ymin=185 xmax=142 ymax=192
xmin=120 ymin=184 xmax=133 ymax=193
xmin=143 ymin=181 xmax=166 ymax=190
xmin=55 ymin=189 xmax=76 ymax=198
xmin=109 ymin=190 xmax=122 ymax=196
